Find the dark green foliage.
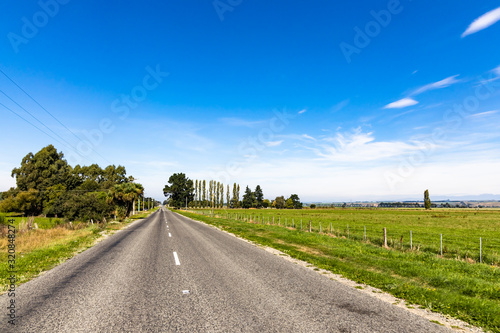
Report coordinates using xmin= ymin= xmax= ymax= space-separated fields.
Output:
xmin=254 ymin=185 xmax=264 ymax=208
xmin=163 ymin=173 xmax=194 ymax=208
xmin=274 ymin=196 xmax=285 ymax=209
xmin=310 ymin=204 xmax=316 ymax=209
xmin=0 ymin=145 xmax=140 ymax=221
xmin=424 ymin=189 xmax=432 ymax=210
xmin=288 ymin=194 xmax=303 ymax=209
xmin=242 ymin=186 xmax=254 ymax=208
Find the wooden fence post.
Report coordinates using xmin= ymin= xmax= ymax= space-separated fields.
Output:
xmin=383 ymin=227 xmax=388 ymax=248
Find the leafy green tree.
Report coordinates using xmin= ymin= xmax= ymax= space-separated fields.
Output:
xmin=226 ymin=184 xmax=230 ymax=208
xmin=288 ymin=194 xmax=303 ymax=209
xmin=310 ymin=204 xmax=316 ymax=209
xmin=195 ymin=180 xmax=198 ymax=208
xmin=424 ymin=189 xmax=431 ymax=210
xmin=202 ymin=180 xmax=206 ymax=207
xmin=242 ymin=186 xmax=254 ymax=208
xmin=163 ymin=173 xmax=194 ymax=209
xmin=108 ymin=182 xmax=144 ymax=217
xmin=232 ymin=183 xmax=238 ymax=208
xmin=285 ymin=198 xmax=294 ymax=209
xmin=220 ymin=183 xmax=224 ymax=208
xmin=254 ymin=185 xmax=264 ymax=208
xmin=274 ymin=196 xmax=285 ymax=209
xmin=12 ymin=145 xmax=74 ymax=192
xmin=262 ymin=199 xmax=270 ymax=208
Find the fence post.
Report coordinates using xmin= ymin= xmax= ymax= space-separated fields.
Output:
xmin=320 ymin=222 xmax=322 ymax=233
xmin=293 ymin=219 xmax=294 ymax=228
xmin=273 ymin=216 xmax=274 ymax=224
xmin=440 ymin=234 xmax=443 ymax=256
xmin=279 ymin=217 xmax=281 ymax=225
xmin=330 ymin=222 xmax=332 ymax=234
xmin=301 ymin=220 xmax=302 ymax=230
xmin=410 ymin=230 xmax=412 ymax=250
xmin=364 ymin=226 xmax=366 ymax=241
xmin=309 ymin=220 xmax=312 ymax=232
xmin=480 ymin=237 xmax=482 ymax=263
xmin=383 ymin=227 xmax=387 ymax=248
xmin=347 ymin=224 xmax=349 ymax=239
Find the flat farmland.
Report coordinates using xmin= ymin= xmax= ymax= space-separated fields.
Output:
xmin=196 ymin=208 xmax=500 ymax=265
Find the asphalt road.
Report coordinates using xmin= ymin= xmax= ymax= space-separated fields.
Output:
xmin=1 ymin=208 xmax=451 ymax=332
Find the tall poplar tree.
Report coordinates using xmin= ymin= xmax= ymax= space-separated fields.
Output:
xmin=194 ymin=180 xmax=198 ymax=208
xmin=220 ymin=183 xmax=224 ymax=208
xmin=202 ymin=180 xmax=206 ymax=208
xmin=226 ymin=184 xmax=230 ymax=208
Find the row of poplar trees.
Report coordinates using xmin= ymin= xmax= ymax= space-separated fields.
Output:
xmin=193 ymin=180 xmax=241 ymax=208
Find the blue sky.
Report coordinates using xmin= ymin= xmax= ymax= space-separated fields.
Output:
xmin=1 ymin=0 xmax=500 ymax=202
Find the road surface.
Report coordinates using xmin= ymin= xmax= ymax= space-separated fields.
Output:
xmin=1 ymin=208 xmax=451 ymax=332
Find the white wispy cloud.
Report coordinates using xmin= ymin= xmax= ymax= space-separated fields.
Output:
xmin=493 ymin=65 xmax=500 ymax=76
xmin=462 ymin=6 xmax=500 ymax=37
xmin=265 ymin=140 xmax=284 ymax=147
xmin=331 ymin=99 xmax=350 ymax=113
xmin=384 ymin=98 xmax=418 ymax=109
xmin=385 ymin=75 xmax=460 ymax=110
xmin=411 ymin=75 xmax=460 ymax=95
xmin=309 ymin=128 xmax=438 ymax=163
xmin=468 ymin=110 xmax=499 ymax=118
xmin=298 ymin=109 xmax=307 ymax=114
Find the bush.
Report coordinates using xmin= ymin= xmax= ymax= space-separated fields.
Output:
xmin=0 ymin=214 xmax=6 ymax=226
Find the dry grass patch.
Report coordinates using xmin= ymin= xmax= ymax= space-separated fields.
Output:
xmin=0 ymin=227 xmax=92 ymax=255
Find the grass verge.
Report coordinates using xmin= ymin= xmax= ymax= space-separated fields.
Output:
xmin=176 ymin=210 xmax=500 ymax=333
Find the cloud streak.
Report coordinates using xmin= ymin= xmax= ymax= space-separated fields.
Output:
xmin=411 ymin=75 xmax=460 ymax=95
xmin=462 ymin=6 xmax=500 ymax=37
xmin=384 ymin=98 xmax=418 ymax=109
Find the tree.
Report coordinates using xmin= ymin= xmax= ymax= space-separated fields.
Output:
xmin=195 ymin=180 xmax=198 ymax=208
xmin=236 ymin=184 xmax=240 ymax=208
xmin=285 ymin=198 xmax=294 ymax=209
xmin=262 ymin=199 xmax=271 ymax=208
xmin=10 ymin=145 xmax=74 ymax=215
xmin=288 ymin=194 xmax=303 ymax=209
xmin=254 ymin=185 xmax=264 ymax=208
xmin=12 ymin=145 xmax=74 ymax=192
xmin=202 ymin=180 xmax=206 ymax=207
xmin=163 ymin=173 xmax=194 ymax=209
xmin=216 ymin=182 xmax=220 ymax=208
xmin=220 ymin=183 xmax=224 ymax=208
xmin=226 ymin=184 xmax=230 ymax=208
xmin=232 ymin=183 xmax=238 ymax=208
xmin=274 ymin=196 xmax=285 ymax=209
xmin=242 ymin=186 xmax=254 ymax=208
xmin=198 ymin=180 xmax=202 ymax=208
xmin=310 ymin=204 xmax=316 ymax=209
xmin=424 ymin=189 xmax=431 ymax=210
xmin=108 ymin=182 xmax=144 ymax=217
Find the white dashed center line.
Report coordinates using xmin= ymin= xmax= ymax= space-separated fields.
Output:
xmin=173 ymin=252 xmax=180 ymax=265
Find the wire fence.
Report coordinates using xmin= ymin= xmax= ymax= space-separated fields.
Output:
xmin=191 ymin=210 xmax=500 ymax=266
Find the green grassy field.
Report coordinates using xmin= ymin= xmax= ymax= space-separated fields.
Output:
xmin=194 ymin=208 xmax=500 ymax=265
xmin=178 ymin=208 xmax=500 ymax=332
